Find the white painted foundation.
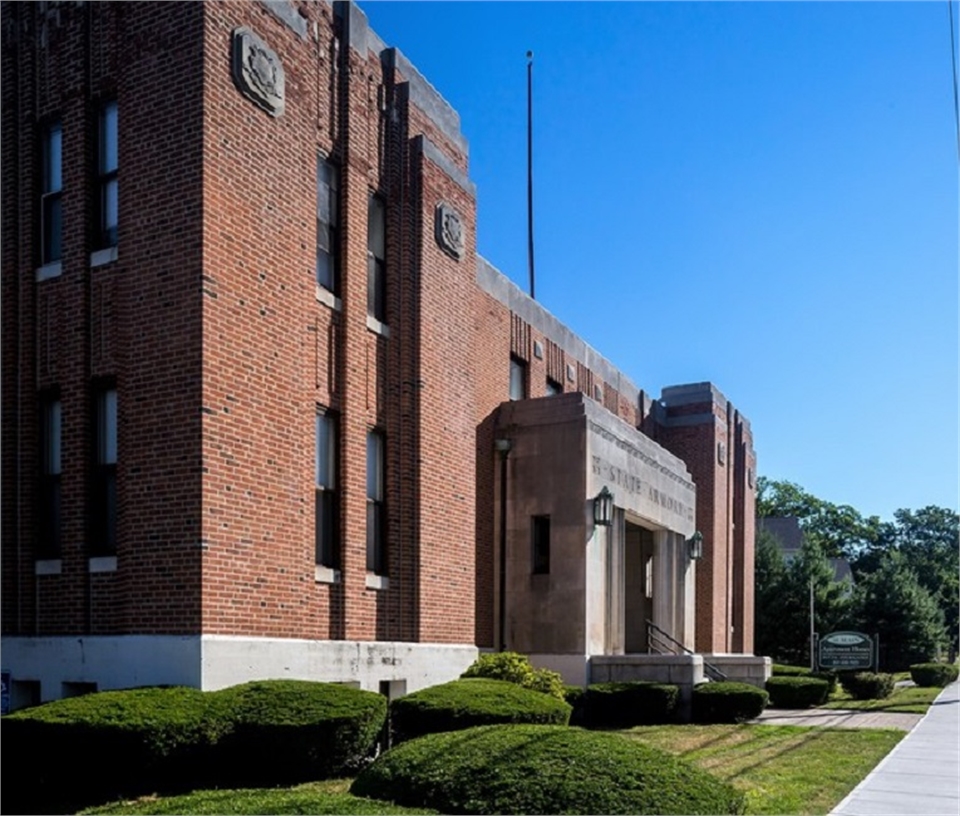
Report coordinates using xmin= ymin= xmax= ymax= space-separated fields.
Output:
xmin=1 ymin=635 xmax=478 ymax=709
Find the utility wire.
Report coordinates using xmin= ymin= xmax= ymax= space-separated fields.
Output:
xmin=950 ymin=1 xmax=960 ymax=161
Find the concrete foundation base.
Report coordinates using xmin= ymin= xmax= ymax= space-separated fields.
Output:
xmin=0 ymin=635 xmax=478 ymax=710
xmin=703 ymin=654 xmax=772 ymax=688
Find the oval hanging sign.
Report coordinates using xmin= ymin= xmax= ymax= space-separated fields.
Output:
xmin=819 ymin=631 xmax=874 ymax=670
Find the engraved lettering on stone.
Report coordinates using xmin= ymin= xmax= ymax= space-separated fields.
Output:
xmin=588 ymin=420 xmax=695 ymax=492
xmin=231 ymin=28 xmax=285 ymax=117
xmin=435 ymin=202 xmax=465 ymax=260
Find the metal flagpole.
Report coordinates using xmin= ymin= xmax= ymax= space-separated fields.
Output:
xmin=526 ymin=50 xmax=535 ymax=300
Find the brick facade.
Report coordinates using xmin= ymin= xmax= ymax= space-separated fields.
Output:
xmin=1 ymin=0 xmax=757 ymax=703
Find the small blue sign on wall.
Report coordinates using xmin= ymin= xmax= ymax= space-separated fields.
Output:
xmin=1 ymin=669 xmax=10 ymax=715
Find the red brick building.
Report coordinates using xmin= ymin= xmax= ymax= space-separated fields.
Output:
xmin=1 ymin=0 xmax=761 ymax=709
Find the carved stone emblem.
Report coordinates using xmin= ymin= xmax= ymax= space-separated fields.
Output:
xmin=435 ymin=202 xmax=465 ymax=260
xmin=231 ymin=28 xmax=285 ymax=117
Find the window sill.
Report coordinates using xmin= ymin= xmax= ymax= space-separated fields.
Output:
xmin=35 ymin=559 xmax=62 ymax=575
xmin=90 ymin=247 xmax=118 ymax=268
xmin=315 ymin=564 xmax=341 ymax=584
xmin=36 ymin=261 xmax=62 ymax=282
xmin=365 ymin=573 xmax=389 ymax=591
xmin=316 ymin=285 xmax=342 ymax=311
xmin=88 ymin=556 xmax=117 ymax=573
xmin=366 ymin=315 xmax=390 ymax=338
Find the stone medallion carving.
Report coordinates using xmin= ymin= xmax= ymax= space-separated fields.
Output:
xmin=435 ymin=202 xmax=465 ymax=260
xmin=231 ymin=27 xmax=285 ymax=117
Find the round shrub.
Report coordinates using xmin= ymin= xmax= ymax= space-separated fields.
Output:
xmin=910 ymin=663 xmax=959 ymax=687
xmin=351 ymin=724 xmax=745 ymax=815
xmin=461 ymin=652 xmax=566 ymax=700
xmin=389 ymin=678 xmax=570 ymax=744
xmin=215 ymin=680 xmax=387 ymax=785
xmin=772 ymin=663 xmax=812 ymax=677
xmin=563 ymin=685 xmax=587 ymax=726
xmin=2 ymin=686 xmax=228 ymax=814
xmin=581 ymin=681 xmax=680 ymax=727
xmin=692 ymin=681 xmax=769 ymax=723
xmin=839 ymin=672 xmax=895 ymax=700
xmin=765 ymin=676 xmax=830 ymax=708
xmin=811 ymin=670 xmax=839 ymax=695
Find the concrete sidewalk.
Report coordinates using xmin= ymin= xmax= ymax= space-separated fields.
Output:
xmin=829 ymin=681 xmax=959 ymax=815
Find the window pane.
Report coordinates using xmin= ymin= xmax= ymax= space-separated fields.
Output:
xmin=367 ymin=195 xmax=385 ymax=259
xmin=532 ymin=515 xmax=550 ymax=574
xmin=43 ymin=195 xmax=62 ymax=263
xmin=102 ymin=177 xmax=118 ymax=245
xmin=44 ymin=123 xmax=62 ymax=193
xmin=366 ymin=432 xmax=383 ymax=500
xmin=316 ymin=490 xmax=337 ymax=567
xmin=104 ymin=470 xmax=117 ymax=554
xmin=366 ymin=501 xmax=383 ymax=573
xmin=367 ymin=256 xmax=384 ymax=321
xmin=510 ymin=358 xmax=526 ymax=401
xmin=99 ymin=389 xmax=117 ymax=465
xmin=316 ymin=413 xmax=336 ymax=489
xmin=44 ymin=400 xmax=61 ymax=475
xmin=546 ymin=379 xmax=562 ymax=396
xmin=100 ymin=102 xmax=118 ymax=173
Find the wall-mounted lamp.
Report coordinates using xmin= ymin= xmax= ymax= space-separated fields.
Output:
xmin=688 ymin=531 xmax=704 ymax=561
xmin=494 ymin=438 xmax=513 ymax=457
xmin=593 ymin=486 xmax=614 ymax=527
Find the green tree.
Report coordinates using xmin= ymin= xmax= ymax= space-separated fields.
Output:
xmin=853 ymin=506 xmax=959 ymax=658
xmin=757 ymin=478 xmax=880 ymax=559
xmin=754 ymin=535 xmax=852 ymax=666
xmin=848 ymin=551 xmax=947 ymax=671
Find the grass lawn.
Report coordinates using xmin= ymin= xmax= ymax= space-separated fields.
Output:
xmin=80 ymin=780 xmax=437 ymax=816
xmin=624 ymin=723 xmax=904 ymax=816
xmin=821 ymin=684 xmax=942 ymax=713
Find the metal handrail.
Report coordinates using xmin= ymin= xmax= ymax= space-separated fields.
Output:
xmin=645 ymin=619 xmax=727 ymax=682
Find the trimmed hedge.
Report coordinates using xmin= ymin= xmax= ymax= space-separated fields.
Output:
xmin=765 ymin=676 xmax=830 ymax=708
xmin=692 ymin=681 xmax=769 ymax=724
xmin=389 ymin=678 xmax=570 ymax=744
xmin=215 ymin=680 xmax=388 ymax=785
xmin=563 ymin=685 xmax=588 ymax=726
xmin=351 ymin=724 xmax=746 ymax=815
xmin=840 ymin=672 xmax=895 ymax=700
xmin=910 ymin=663 xmax=959 ymax=687
xmin=461 ymin=652 xmax=566 ymax=700
xmin=3 ymin=681 xmax=387 ymax=814
xmin=579 ymin=681 xmax=679 ymax=728
xmin=771 ymin=664 xmax=838 ymax=694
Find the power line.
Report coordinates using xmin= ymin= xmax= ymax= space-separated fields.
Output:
xmin=949 ymin=2 xmax=959 ymax=161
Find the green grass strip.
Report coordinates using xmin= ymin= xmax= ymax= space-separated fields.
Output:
xmin=822 ymin=684 xmax=941 ymax=713
xmin=624 ymin=723 xmax=904 ymax=815
xmin=81 ymin=780 xmax=437 ymax=815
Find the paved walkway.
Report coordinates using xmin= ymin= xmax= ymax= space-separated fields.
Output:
xmin=829 ymin=681 xmax=959 ymax=815
xmin=752 ymin=707 xmax=922 ymax=731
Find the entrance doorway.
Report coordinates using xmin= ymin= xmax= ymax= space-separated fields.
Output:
xmin=624 ymin=522 xmax=655 ymax=652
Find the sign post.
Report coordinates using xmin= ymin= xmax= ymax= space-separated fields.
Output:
xmin=818 ymin=631 xmax=874 ymax=672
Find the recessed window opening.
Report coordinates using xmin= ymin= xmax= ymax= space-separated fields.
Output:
xmin=91 ymin=386 xmax=117 ymax=555
xmin=509 ymin=356 xmax=527 ymax=401
xmin=38 ymin=394 xmax=62 ymax=558
xmin=366 ymin=430 xmax=386 ymax=574
xmin=315 ymin=411 xmax=339 ymax=569
xmin=532 ymin=515 xmax=550 ymax=574
xmin=97 ymin=102 xmax=118 ymax=248
xmin=41 ymin=121 xmax=63 ymax=265
xmin=316 ymin=156 xmax=339 ymax=293
xmin=367 ymin=193 xmax=386 ymax=322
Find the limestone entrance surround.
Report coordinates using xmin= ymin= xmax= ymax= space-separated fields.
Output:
xmin=492 ymin=393 xmax=699 ymax=686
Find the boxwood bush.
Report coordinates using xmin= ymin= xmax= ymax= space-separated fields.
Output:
xmin=351 ymin=724 xmax=745 ymax=815
xmin=563 ymin=685 xmax=587 ymax=726
xmin=839 ymin=671 xmax=895 ymax=700
xmin=214 ymin=680 xmax=387 ymax=785
xmin=389 ymin=678 xmax=570 ymax=744
xmin=692 ymin=681 xmax=768 ymax=723
xmin=771 ymin=664 xmax=838 ymax=694
xmin=461 ymin=652 xmax=566 ymax=700
xmin=909 ymin=663 xmax=959 ymax=687
xmin=2 ymin=686 xmax=229 ymax=814
xmin=2 ymin=680 xmax=387 ymax=814
xmin=580 ymin=681 xmax=679 ymax=728
xmin=765 ymin=676 xmax=830 ymax=708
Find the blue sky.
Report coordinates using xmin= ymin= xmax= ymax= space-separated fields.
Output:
xmin=359 ymin=1 xmax=959 ymax=522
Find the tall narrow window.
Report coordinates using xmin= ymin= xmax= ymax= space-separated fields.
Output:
xmin=38 ymin=395 xmax=62 ymax=558
xmin=367 ymin=193 xmax=386 ymax=322
xmin=92 ymin=387 xmax=117 ymax=555
xmin=41 ymin=121 xmax=62 ymax=265
xmin=315 ymin=411 xmax=339 ymax=569
xmin=366 ymin=430 xmax=385 ymax=574
xmin=545 ymin=378 xmax=562 ymax=396
xmin=532 ymin=515 xmax=550 ymax=574
xmin=509 ymin=356 xmax=527 ymax=401
xmin=98 ymin=102 xmax=118 ymax=248
xmin=316 ymin=156 xmax=339 ymax=293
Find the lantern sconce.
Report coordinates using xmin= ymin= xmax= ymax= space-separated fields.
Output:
xmin=593 ymin=486 xmax=614 ymax=527
xmin=688 ymin=531 xmax=704 ymax=561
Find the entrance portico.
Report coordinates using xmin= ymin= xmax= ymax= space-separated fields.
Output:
xmin=492 ymin=393 xmax=698 ymax=686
